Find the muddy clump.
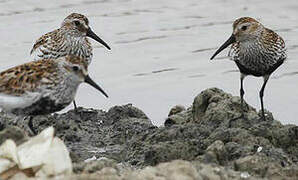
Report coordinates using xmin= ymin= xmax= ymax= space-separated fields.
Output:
xmin=1 ymin=88 xmax=298 ymax=179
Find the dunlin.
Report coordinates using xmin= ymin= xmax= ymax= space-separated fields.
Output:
xmin=0 ymin=55 xmax=108 ymax=117
xmin=30 ymin=13 xmax=110 ymax=63
xmin=210 ymin=17 xmax=287 ymax=120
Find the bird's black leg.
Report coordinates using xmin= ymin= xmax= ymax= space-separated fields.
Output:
xmin=228 ymin=73 xmax=246 ymax=127
xmin=73 ymin=100 xmax=78 ymax=113
xmin=28 ymin=116 xmax=37 ymax=135
xmin=259 ymin=75 xmax=269 ymax=120
xmin=240 ymin=73 xmax=246 ymax=115
xmin=73 ymin=100 xmax=84 ymax=118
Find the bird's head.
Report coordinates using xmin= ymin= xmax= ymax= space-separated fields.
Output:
xmin=61 ymin=55 xmax=108 ymax=98
xmin=232 ymin=17 xmax=263 ymax=42
xmin=61 ymin=13 xmax=111 ymax=50
xmin=210 ymin=17 xmax=263 ymax=60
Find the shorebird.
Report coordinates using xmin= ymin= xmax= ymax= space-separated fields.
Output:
xmin=210 ymin=17 xmax=287 ymax=120
xmin=0 ymin=55 xmax=108 ymax=117
xmin=30 ymin=13 xmax=111 ymax=110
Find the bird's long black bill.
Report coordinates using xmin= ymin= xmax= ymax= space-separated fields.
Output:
xmin=85 ymin=75 xmax=109 ymax=98
xmin=87 ymin=28 xmax=111 ymax=50
xmin=210 ymin=34 xmax=236 ymax=60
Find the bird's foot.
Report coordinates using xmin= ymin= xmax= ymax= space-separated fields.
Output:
xmin=71 ymin=107 xmax=85 ymax=120
xmin=261 ymin=115 xmax=266 ymax=121
xmin=27 ymin=117 xmax=37 ymax=136
xmin=258 ymin=109 xmax=273 ymax=122
xmin=74 ymin=107 xmax=79 ymax=114
xmin=228 ymin=113 xmax=245 ymax=128
xmin=73 ymin=101 xmax=79 ymax=114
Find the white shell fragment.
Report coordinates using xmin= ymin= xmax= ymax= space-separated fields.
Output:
xmin=0 ymin=126 xmax=72 ymax=179
xmin=257 ymin=146 xmax=263 ymax=153
xmin=17 ymin=126 xmax=54 ymax=169
xmin=0 ymin=140 xmax=18 ymax=174
xmin=36 ymin=138 xmax=72 ymax=176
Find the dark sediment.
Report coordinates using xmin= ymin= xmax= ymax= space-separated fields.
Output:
xmin=1 ymin=88 xmax=298 ymax=179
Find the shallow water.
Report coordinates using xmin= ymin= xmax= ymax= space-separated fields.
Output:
xmin=0 ymin=0 xmax=298 ymax=126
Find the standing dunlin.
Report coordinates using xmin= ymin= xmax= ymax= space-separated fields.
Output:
xmin=210 ymin=17 xmax=287 ymax=120
xmin=0 ymin=55 xmax=108 ymax=117
xmin=30 ymin=13 xmax=111 ymax=110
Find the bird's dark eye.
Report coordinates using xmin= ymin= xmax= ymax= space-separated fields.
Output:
xmin=72 ymin=66 xmax=79 ymax=71
xmin=74 ymin=20 xmax=80 ymax=26
xmin=241 ymin=25 xmax=247 ymax=31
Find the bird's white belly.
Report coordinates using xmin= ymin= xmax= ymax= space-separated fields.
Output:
xmin=0 ymin=92 xmax=40 ymax=112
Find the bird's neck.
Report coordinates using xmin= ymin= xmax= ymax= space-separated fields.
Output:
xmin=59 ymin=26 xmax=86 ymax=39
xmin=240 ymin=38 xmax=260 ymax=50
xmin=238 ymin=39 xmax=263 ymax=58
xmin=57 ymin=27 xmax=92 ymax=64
xmin=52 ymin=68 xmax=81 ymax=104
xmin=57 ymin=28 xmax=90 ymax=50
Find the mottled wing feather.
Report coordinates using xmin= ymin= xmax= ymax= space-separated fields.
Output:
xmin=262 ymin=28 xmax=287 ymax=63
xmin=30 ymin=29 xmax=66 ymax=60
xmin=30 ymin=28 xmax=93 ymax=64
xmin=0 ymin=60 xmax=59 ymax=96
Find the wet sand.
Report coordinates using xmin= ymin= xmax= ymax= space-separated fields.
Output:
xmin=0 ymin=0 xmax=297 ymax=125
